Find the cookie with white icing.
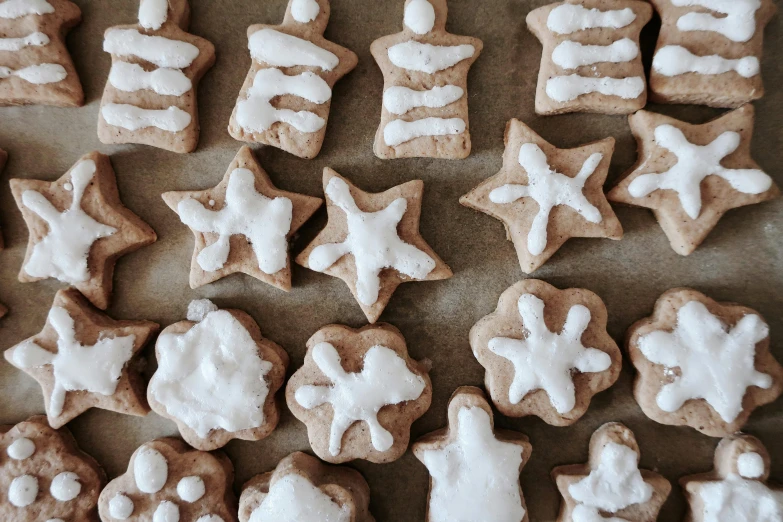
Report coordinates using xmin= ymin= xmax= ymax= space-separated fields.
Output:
xmin=148 ymin=300 xmax=289 ymax=451
xmin=461 ymin=118 xmax=622 ymax=273
xmin=98 ymin=437 xmax=237 ymax=522
xmin=370 ymin=0 xmax=482 ymax=159
xmin=98 ymin=0 xmax=216 ymax=153
xmin=649 ymin=0 xmax=776 ymax=107
xmin=0 ymin=415 xmax=105 ymax=522
xmin=470 ymin=279 xmax=621 ymax=425
xmin=0 ymin=0 xmax=84 ymax=106
xmin=527 ymin=0 xmax=652 ymax=115
xmin=3 ymin=288 xmax=159 ymax=428
xmin=10 ymin=151 xmax=157 ymax=310
xmin=553 ymin=423 xmax=671 ymax=522
xmin=626 ymin=288 xmax=783 ymax=437
xmin=228 ymin=0 xmax=358 ymax=159
xmin=239 ymin=451 xmax=374 ymax=522
xmin=413 ymin=386 xmax=532 ymax=522
xmin=608 ymin=105 xmax=779 ymax=255
xmin=162 ymin=146 xmax=322 ymax=291
xmin=681 ymin=434 xmax=782 ymax=521
xmin=296 ymin=168 xmax=452 ymax=323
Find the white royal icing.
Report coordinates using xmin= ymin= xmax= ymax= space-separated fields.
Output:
xmin=488 ymin=294 xmax=611 ymax=413
xmin=50 ymin=471 xmax=81 ymax=501
xmin=104 ymin=29 xmax=199 ymax=69
xmin=737 ymin=452 xmax=765 ymax=479
xmin=387 ymin=40 xmax=475 ymax=73
xmin=236 ymin=68 xmax=332 ymax=134
xmin=291 ymin=0 xmax=320 ymax=23
xmin=109 ymin=62 xmax=193 ymax=96
xmin=671 ymin=0 xmax=762 ymax=43
xmin=552 ymin=38 xmax=638 ymax=69
xmin=101 ymin=104 xmax=192 ymax=132
xmin=489 ymin=143 xmax=602 ymax=256
xmin=295 ymin=342 xmax=426 ymax=456
xmin=383 ymin=117 xmax=466 ymax=146
xmin=420 ymin=407 xmax=526 ymax=522
xmin=177 ymin=168 xmax=293 ymax=274
xmin=149 ymin=309 xmax=274 ymax=438
xmin=139 ymin=0 xmax=169 ymax=30
xmin=249 ymin=474 xmax=351 ymax=522
xmin=186 ymin=299 xmax=218 ymax=322
xmin=547 ymin=4 xmax=636 ymax=34
xmin=8 ymin=475 xmax=38 ymax=507
xmin=308 ymin=177 xmax=436 ymax=306
xmin=637 ymin=300 xmax=772 ymax=422
xmin=7 ymin=438 xmax=35 ymax=460
xmin=109 ymin=494 xmax=135 ymax=519
xmin=700 ymin=473 xmax=783 ymax=522
xmin=153 ymin=500 xmax=180 ymax=522
xmin=0 ymin=0 xmax=54 ymax=19
xmin=177 ymin=476 xmax=205 ymax=502
xmin=653 ymin=45 xmax=759 ymax=78
xmin=404 ymin=0 xmax=436 ymax=34
xmin=383 ymin=85 xmax=464 ymax=115
xmin=196 ymin=516 xmax=225 ymax=522
xmin=627 ymin=124 xmax=772 ymax=219
xmin=249 ymin=29 xmax=339 ymax=71
xmin=546 ymin=74 xmax=644 ymax=102
xmin=0 ymin=32 xmax=49 ymax=52
xmin=9 ymin=306 xmax=135 ymax=418
xmin=0 ymin=63 xmax=66 ymax=84
xmin=134 ymin=447 xmax=168 ymax=493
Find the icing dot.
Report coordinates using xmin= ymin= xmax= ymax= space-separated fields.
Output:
xmin=737 ymin=452 xmax=765 ymax=479
xmin=153 ymin=500 xmax=180 ymax=522
xmin=109 ymin=494 xmax=134 ymax=519
xmin=9 ymin=475 xmax=38 ymax=507
xmin=63 ymin=182 xmax=73 ymax=191
xmin=404 ymin=0 xmax=436 ymax=34
xmin=177 ymin=476 xmax=205 ymax=502
xmin=133 ymin=447 xmax=168 ymax=493
xmin=196 ymin=516 xmax=224 ymax=522
xmin=50 ymin=471 xmax=81 ymax=501
xmin=208 ymin=199 xmax=215 ymax=206
xmin=291 ymin=0 xmax=319 ymax=23
xmin=7 ymin=437 xmax=35 ymax=460
xmin=186 ymin=298 xmax=218 ymax=322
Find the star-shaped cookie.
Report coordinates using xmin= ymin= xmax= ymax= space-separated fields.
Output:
xmin=461 ymin=119 xmax=622 ymax=273
xmin=553 ymin=422 xmax=670 ymax=522
xmin=10 ymin=151 xmax=157 ymax=309
xmin=296 ymin=168 xmax=452 ymax=323
xmin=162 ymin=146 xmax=322 ymax=291
xmin=3 ymin=288 xmax=159 ymax=429
xmin=608 ymin=105 xmax=779 ymax=255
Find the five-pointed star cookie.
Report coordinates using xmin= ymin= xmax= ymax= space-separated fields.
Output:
xmin=162 ymin=146 xmax=322 ymax=291
xmin=553 ymin=422 xmax=671 ymax=522
xmin=10 ymin=151 xmax=157 ymax=310
xmin=608 ymin=105 xmax=779 ymax=255
xmin=296 ymin=168 xmax=452 ymax=323
xmin=461 ymin=119 xmax=622 ymax=273
xmin=3 ymin=288 xmax=159 ymax=429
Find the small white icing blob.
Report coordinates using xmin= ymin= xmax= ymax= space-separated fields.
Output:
xmin=489 ymin=143 xmax=602 ymax=256
xmin=653 ymin=45 xmax=759 ymax=78
xmin=149 ymin=310 xmax=274 ymax=438
xmin=0 ymin=0 xmax=54 ymax=19
xmin=109 ymin=62 xmax=193 ymax=96
xmin=420 ymin=407 xmax=526 ymax=522
xmin=551 ymin=38 xmax=638 ymax=69
xmin=177 ymin=476 xmax=206 ymax=502
xmin=249 ymin=29 xmax=339 ymax=71
xmin=388 ymin=41 xmax=475 ymax=73
xmin=737 ymin=452 xmax=765 ymax=479
xmin=627 ymin=125 xmax=772 ymax=219
xmin=0 ymin=63 xmax=66 ymax=84
xmin=671 ymin=0 xmax=761 ymax=43
xmin=109 ymin=494 xmax=135 ymax=519
xmin=186 ymin=299 xmax=219 ymax=322
xmin=0 ymin=32 xmax=50 ymax=51
xmin=383 ymin=85 xmax=464 ymax=115
xmin=291 ymin=0 xmax=320 ymax=23
xmin=7 ymin=437 xmax=35 ymax=460
xmin=383 ymin=117 xmax=466 ymax=146
xmin=249 ymin=474 xmax=351 ymax=522
xmin=637 ymin=300 xmax=772 ymax=422
xmin=139 ymin=0 xmax=168 ymax=30
xmin=9 ymin=306 xmax=135 ymax=418
xmin=153 ymin=500 xmax=180 ymax=522
xmin=196 ymin=516 xmax=225 ymax=522
xmin=308 ymin=177 xmax=436 ymax=306
xmin=101 ymin=104 xmax=192 ymax=132
xmin=8 ymin=475 xmax=38 ymax=507
xmin=134 ymin=447 xmax=169 ymax=493
xmin=50 ymin=471 xmax=82 ymax=501
xmin=547 ymin=4 xmax=636 ymax=34
xmin=546 ymin=74 xmax=644 ymax=102
xmin=404 ymin=0 xmax=436 ymax=34
xmin=104 ymin=29 xmax=200 ymax=69
xmin=700 ymin=473 xmax=783 ymax=521
xmin=63 ymin=182 xmax=73 ymax=191
xmin=295 ymin=342 xmax=426 ymax=455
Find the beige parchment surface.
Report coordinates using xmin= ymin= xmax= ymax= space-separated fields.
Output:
xmin=0 ymin=1 xmax=781 ymax=520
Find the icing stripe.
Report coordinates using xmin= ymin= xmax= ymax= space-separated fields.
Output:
xmin=0 ymin=32 xmax=50 ymax=52
xmin=109 ymin=62 xmax=193 ymax=96
xmin=384 ymin=117 xmax=466 ymax=146
xmin=249 ymin=28 xmax=339 ymax=71
xmin=547 ymin=4 xmax=636 ymax=34
xmin=383 ymin=85 xmax=464 ymax=115
xmin=546 ymin=74 xmax=644 ymax=101
xmin=0 ymin=0 xmax=54 ymax=19
xmin=671 ymin=0 xmax=761 ymax=43
xmin=387 ymin=41 xmax=475 ymax=73
xmin=101 ymin=104 xmax=192 ymax=132
xmin=552 ymin=38 xmax=638 ymax=69
xmin=104 ymin=29 xmax=199 ymax=69
xmin=138 ymin=0 xmax=168 ymax=30
xmin=653 ymin=45 xmax=759 ymax=78
xmin=0 ymin=63 xmax=66 ymax=84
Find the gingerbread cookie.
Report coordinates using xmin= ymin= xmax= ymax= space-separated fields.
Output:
xmin=461 ymin=119 xmax=622 ymax=273
xmin=148 ymin=300 xmax=289 ymax=451
xmin=681 ymin=434 xmax=782 ymax=521
xmin=608 ymin=106 xmax=778 ymax=255
xmin=10 ymin=151 xmax=157 ymax=309
xmin=413 ymin=387 xmax=532 ymax=522
xmin=98 ymin=0 xmax=215 ymax=153
xmin=3 ymin=288 xmax=159 ymax=428
xmin=239 ymin=451 xmax=374 ymax=522
xmin=98 ymin=437 xmax=237 ymax=522
xmin=1 ymin=415 xmax=105 ymax=522
xmin=627 ymin=288 xmax=783 ymax=437
xmin=296 ymin=168 xmax=452 ymax=323
xmin=0 ymin=0 xmax=83 ymax=106
xmin=287 ymin=323 xmax=431 ymax=464
xmin=527 ymin=0 xmax=652 ymax=115
xmin=470 ymin=279 xmax=621 ymax=425
xmin=649 ymin=0 xmax=776 ymax=107
xmin=228 ymin=0 xmax=358 ymax=159
xmin=370 ymin=0 xmax=482 ymax=159
xmin=162 ymin=146 xmax=322 ymax=291
xmin=553 ymin=423 xmax=671 ymax=522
